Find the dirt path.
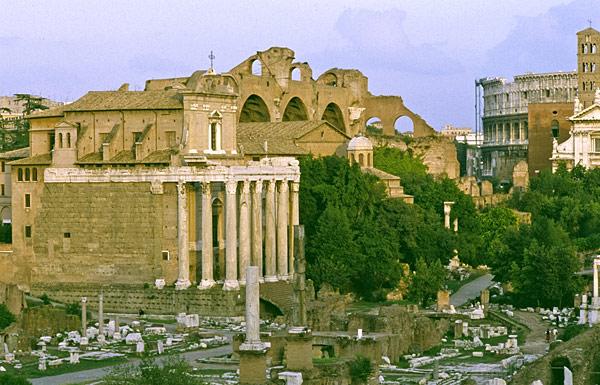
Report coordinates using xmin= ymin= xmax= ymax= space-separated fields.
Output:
xmin=450 ymin=273 xmax=494 ymax=307
xmin=512 ymin=310 xmax=549 ymax=355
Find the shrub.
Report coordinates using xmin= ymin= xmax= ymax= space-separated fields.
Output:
xmin=348 ymin=355 xmax=373 ymax=384
xmin=0 ymin=304 xmax=16 ymax=330
xmin=39 ymin=293 xmax=51 ymax=305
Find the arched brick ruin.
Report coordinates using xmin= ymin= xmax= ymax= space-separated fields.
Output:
xmin=146 ymin=47 xmax=435 ymax=137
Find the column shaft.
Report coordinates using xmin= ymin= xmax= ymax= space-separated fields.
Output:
xmin=245 ymin=266 xmax=260 ymax=343
xmin=175 ymin=181 xmax=191 ymax=290
xmin=251 ymin=181 xmax=264 ymax=278
xmin=224 ymin=180 xmax=239 ymax=290
xmin=199 ymin=182 xmax=215 ymax=289
xmin=239 ymin=180 xmax=251 ymax=284
xmin=277 ymin=180 xmax=289 ymax=279
xmin=594 ymin=260 xmax=599 ymax=299
xmin=265 ymin=179 xmax=277 ymax=282
xmin=288 ymin=181 xmax=300 ymax=277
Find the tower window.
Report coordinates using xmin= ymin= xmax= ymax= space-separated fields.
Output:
xmin=24 ymin=225 xmax=32 ymax=238
xmin=551 ymin=120 xmax=559 ymax=139
xmin=210 ymin=122 xmax=218 ymax=151
xmin=24 ymin=193 xmax=31 ymax=208
xmin=17 ymin=168 xmax=23 ymax=181
xmin=32 ymin=168 xmax=37 ymax=181
xmin=25 ymin=168 xmax=30 ymax=181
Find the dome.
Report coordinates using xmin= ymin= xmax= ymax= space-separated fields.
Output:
xmin=347 ymin=135 xmax=373 ymax=151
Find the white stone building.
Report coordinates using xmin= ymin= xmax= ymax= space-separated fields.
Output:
xmin=552 ymin=90 xmax=600 ymax=170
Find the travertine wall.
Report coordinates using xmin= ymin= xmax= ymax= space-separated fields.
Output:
xmin=29 ymin=283 xmax=244 ymax=316
xmin=30 ymin=182 xmax=179 ymax=285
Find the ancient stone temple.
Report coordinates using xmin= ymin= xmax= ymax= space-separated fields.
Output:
xmin=7 ymin=47 xmax=425 ymax=315
xmin=8 ymin=66 xmax=307 ymax=314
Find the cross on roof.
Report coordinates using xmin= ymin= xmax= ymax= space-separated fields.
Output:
xmin=589 ymin=19 xmax=593 ymax=28
xmin=208 ymin=51 xmax=215 ymax=70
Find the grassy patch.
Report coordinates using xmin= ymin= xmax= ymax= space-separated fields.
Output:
xmin=3 ymin=356 xmax=128 ymax=379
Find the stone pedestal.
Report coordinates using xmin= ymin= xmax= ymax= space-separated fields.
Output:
xmin=239 ymin=347 xmax=269 ymax=385
xmin=437 ymin=290 xmax=450 ymax=312
xmin=454 ymin=320 xmax=463 ymax=338
xmin=480 ymin=289 xmax=490 ymax=308
xmin=589 ymin=305 xmax=599 ymax=325
xmin=285 ymin=327 xmax=313 ymax=371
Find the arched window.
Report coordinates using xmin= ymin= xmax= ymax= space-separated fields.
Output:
xmin=58 ymin=133 xmax=63 ymax=148
xmin=593 ymin=44 xmax=598 ymax=54
xmin=290 ymin=67 xmax=301 ymax=81
xmin=593 ymin=63 xmax=597 ymax=73
xmin=358 ymin=153 xmax=364 ymax=167
xmin=66 ymin=133 xmax=71 ymax=148
xmin=551 ymin=120 xmax=559 ymax=139
xmin=208 ymin=111 xmax=222 ymax=152
xmin=251 ymin=60 xmax=261 ymax=76
xmin=210 ymin=122 xmax=219 ymax=151
xmin=584 ymin=44 xmax=589 ymax=54
xmin=367 ymin=153 xmax=372 ymax=167
xmin=32 ymin=168 xmax=38 ymax=181
xmin=17 ymin=168 xmax=23 ymax=181
xmin=25 ymin=168 xmax=30 ymax=182
xmin=351 ymin=153 xmax=355 ymax=163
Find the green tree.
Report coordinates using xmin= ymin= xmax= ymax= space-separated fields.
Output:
xmin=409 ymin=257 xmax=446 ymax=306
xmin=510 ymin=220 xmax=583 ymax=307
xmin=306 ymin=205 xmax=358 ymax=293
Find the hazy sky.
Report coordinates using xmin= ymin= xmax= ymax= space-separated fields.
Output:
xmin=1 ymin=0 xmax=597 ymax=129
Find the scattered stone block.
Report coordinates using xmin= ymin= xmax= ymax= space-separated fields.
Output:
xmin=472 ymin=351 xmax=484 ymax=357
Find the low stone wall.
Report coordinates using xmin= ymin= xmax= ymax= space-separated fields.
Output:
xmin=510 ymin=326 xmax=600 ymax=385
xmin=0 ymin=283 xmax=25 ymax=315
xmin=2 ymin=306 xmax=80 ymax=352
xmin=30 ymin=283 xmax=245 ymax=316
xmin=348 ymin=305 xmax=449 ymax=358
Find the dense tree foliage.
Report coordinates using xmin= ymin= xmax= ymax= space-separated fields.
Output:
xmin=300 ymin=154 xmax=456 ymax=300
xmin=409 ymin=257 xmax=446 ymax=306
xmin=300 ymin=147 xmax=593 ymax=307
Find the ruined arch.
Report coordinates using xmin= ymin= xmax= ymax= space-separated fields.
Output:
xmin=320 ymin=72 xmax=338 ymax=87
xmin=290 ymin=67 xmax=301 ymax=81
xmin=365 ymin=116 xmax=383 ymax=135
xmin=251 ymin=59 xmax=262 ymax=76
xmin=321 ymin=102 xmax=345 ymax=131
xmin=282 ymin=97 xmax=309 ymax=121
xmin=239 ymin=94 xmax=271 ymax=123
xmin=394 ymin=116 xmax=414 ymax=135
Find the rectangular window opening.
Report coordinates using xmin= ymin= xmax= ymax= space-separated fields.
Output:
xmin=64 ymin=232 xmax=71 ymax=238
xmin=24 ymin=225 xmax=32 ymax=238
xmin=162 ymin=250 xmax=170 ymax=261
xmin=25 ymin=193 xmax=31 ymax=208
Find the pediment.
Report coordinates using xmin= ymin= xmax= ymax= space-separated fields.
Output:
xmin=571 ymin=104 xmax=600 ymax=121
xmin=54 ymin=121 xmax=78 ymax=129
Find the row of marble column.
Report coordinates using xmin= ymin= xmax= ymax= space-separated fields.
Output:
xmin=484 ymin=122 xmax=528 ymax=145
xmin=175 ymin=178 xmax=299 ymax=291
